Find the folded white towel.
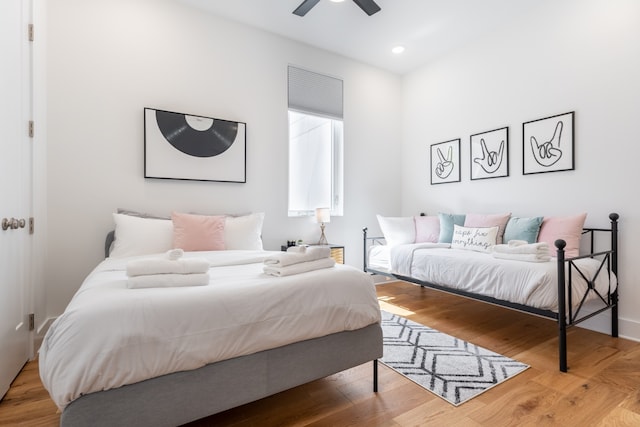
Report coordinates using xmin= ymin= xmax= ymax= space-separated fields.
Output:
xmin=126 ymin=258 xmax=210 ymax=277
xmin=166 ymin=248 xmax=184 ymax=260
xmin=263 ymin=257 xmax=335 ymax=277
xmin=127 ymin=273 xmax=210 ymax=289
xmin=286 ymin=246 xmax=306 ymax=253
xmin=493 ymin=242 xmax=550 ymax=255
xmin=264 ymin=246 xmax=331 ymax=267
xmin=492 ymin=252 xmax=551 ymax=263
xmin=507 ymin=240 xmax=529 ymax=247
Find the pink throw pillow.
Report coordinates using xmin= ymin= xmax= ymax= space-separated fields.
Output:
xmin=464 ymin=213 xmax=511 ymax=244
xmin=172 ymin=212 xmax=226 ymax=251
xmin=415 ymin=215 xmax=440 ymax=243
xmin=537 ymin=213 xmax=587 ymax=258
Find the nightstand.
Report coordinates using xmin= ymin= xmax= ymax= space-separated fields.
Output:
xmin=281 ymin=244 xmax=344 ymax=264
xmin=312 ymin=244 xmax=344 ymax=264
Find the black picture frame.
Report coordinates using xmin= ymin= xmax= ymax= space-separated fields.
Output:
xmin=522 ymin=111 xmax=574 ymax=175
xmin=470 ymin=126 xmax=509 ymax=180
xmin=144 ymin=108 xmax=247 ymax=183
xmin=430 ymin=139 xmax=461 ymax=185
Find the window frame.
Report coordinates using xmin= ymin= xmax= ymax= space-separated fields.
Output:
xmin=287 ymin=65 xmax=344 ymax=218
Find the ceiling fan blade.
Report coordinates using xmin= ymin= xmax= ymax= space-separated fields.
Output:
xmin=352 ymin=0 xmax=381 ymax=16
xmin=293 ymin=0 xmax=321 ymax=16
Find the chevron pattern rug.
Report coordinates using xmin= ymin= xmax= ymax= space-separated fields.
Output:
xmin=381 ymin=310 xmax=529 ymax=406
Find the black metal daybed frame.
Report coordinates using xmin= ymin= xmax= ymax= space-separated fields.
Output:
xmin=363 ymin=213 xmax=620 ymax=372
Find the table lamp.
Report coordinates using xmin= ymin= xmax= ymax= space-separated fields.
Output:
xmin=315 ymin=207 xmax=330 ymax=245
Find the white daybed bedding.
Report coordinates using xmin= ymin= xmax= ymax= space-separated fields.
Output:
xmin=383 ymin=243 xmax=615 ymax=312
xmin=367 ymin=245 xmax=391 ymax=272
xmin=39 ymin=250 xmax=381 ymax=411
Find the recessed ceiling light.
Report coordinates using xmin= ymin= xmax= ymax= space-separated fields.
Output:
xmin=391 ymin=46 xmax=405 ymax=54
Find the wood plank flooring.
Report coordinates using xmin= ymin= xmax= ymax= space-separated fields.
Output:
xmin=1 ymin=280 xmax=639 ymax=426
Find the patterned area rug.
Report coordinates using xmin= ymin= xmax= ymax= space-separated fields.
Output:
xmin=381 ymin=310 xmax=529 ymax=406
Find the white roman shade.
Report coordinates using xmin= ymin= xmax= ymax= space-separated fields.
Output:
xmin=288 ymin=66 xmax=343 ymax=120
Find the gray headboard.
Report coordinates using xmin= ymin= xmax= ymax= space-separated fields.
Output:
xmin=105 ymin=230 xmax=115 ymax=258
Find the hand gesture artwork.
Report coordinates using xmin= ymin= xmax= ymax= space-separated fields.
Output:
xmin=435 ymin=146 xmax=454 ymax=179
xmin=530 ymin=121 xmax=563 ymax=167
xmin=473 ymin=138 xmax=504 ymax=174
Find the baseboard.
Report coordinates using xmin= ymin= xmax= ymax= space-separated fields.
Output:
xmin=372 ymin=275 xmax=397 ymax=284
xmin=577 ymin=312 xmax=640 ymax=343
xmin=34 ymin=316 xmax=57 ymax=352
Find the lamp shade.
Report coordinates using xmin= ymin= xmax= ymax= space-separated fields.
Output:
xmin=315 ymin=207 xmax=331 ymax=223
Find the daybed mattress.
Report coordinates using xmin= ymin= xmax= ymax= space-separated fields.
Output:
xmin=40 ymin=250 xmax=381 ymax=411
xmin=380 ymin=243 xmax=615 ymax=312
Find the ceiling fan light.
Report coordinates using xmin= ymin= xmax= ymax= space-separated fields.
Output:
xmin=330 ymin=0 xmax=346 ymax=2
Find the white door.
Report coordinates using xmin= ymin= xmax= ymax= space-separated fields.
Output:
xmin=0 ymin=0 xmax=33 ymax=400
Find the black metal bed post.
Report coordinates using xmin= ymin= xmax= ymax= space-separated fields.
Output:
xmin=363 ymin=227 xmax=368 ymax=272
xmin=610 ymin=213 xmax=619 ymax=338
xmin=373 ymin=359 xmax=378 ymax=392
xmin=365 ymin=227 xmax=379 ymax=392
xmin=555 ymin=239 xmax=568 ymax=373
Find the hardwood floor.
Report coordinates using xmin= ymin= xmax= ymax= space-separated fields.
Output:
xmin=0 ymin=358 xmax=59 ymax=426
xmin=2 ymin=280 xmax=639 ymax=426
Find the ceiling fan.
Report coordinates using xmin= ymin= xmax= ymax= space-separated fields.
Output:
xmin=293 ymin=0 xmax=381 ymax=17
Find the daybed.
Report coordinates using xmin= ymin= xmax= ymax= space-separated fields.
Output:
xmin=40 ymin=212 xmax=382 ymax=427
xmin=363 ymin=212 xmax=619 ymax=372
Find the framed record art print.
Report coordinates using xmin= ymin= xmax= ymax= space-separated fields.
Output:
xmin=144 ymin=108 xmax=246 ymax=183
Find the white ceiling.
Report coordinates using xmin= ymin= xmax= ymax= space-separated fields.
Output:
xmin=178 ymin=0 xmax=543 ymax=75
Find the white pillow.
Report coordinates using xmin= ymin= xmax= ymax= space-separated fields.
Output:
xmin=451 ymin=225 xmax=498 ymax=253
xmin=224 ymin=212 xmax=264 ymax=250
xmin=110 ymin=213 xmax=174 ymax=258
xmin=376 ymin=215 xmax=415 ymax=247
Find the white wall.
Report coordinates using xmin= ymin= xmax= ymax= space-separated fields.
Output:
xmin=44 ymin=0 xmax=401 ymax=319
xmin=401 ymin=0 xmax=640 ymax=339
xmin=44 ymin=0 xmax=639 ymax=341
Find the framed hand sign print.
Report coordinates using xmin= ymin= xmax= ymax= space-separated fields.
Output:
xmin=470 ymin=127 xmax=509 ymax=180
xmin=430 ymin=139 xmax=460 ymax=185
xmin=523 ymin=111 xmax=574 ymax=175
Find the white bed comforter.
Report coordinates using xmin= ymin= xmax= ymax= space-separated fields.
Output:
xmin=390 ymin=244 xmax=616 ymax=312
xmin=39 ymin=250 xmax=381 ymax=410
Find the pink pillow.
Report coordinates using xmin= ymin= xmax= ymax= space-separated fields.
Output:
xmin=537 ymin=213 xmax=587 ymax=258
xmin=415 ymin=215 xmax=440 ymax=243
xmin=464 ymin=213 xmax=511 ymax=244
xmin=171 ymin=212 xmax=226 ymax=251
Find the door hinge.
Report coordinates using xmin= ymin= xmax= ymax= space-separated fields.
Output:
xmin=29 ymin=217 xmax=34 ymax=234
xmin=28 ymin=24 xmax=34 ymax=42
xmin=28 ymin=121 xmax=34 ymax=138
xmin=29 ymin=313 xmax=35 ymax=331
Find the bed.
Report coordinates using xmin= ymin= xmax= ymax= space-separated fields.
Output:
xmin=363 ymin=212 xmax=619 ymax=372
xmin=39 ymin=212 xmax=382 ymax=427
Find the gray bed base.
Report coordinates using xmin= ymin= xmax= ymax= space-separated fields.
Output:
xmin=61 ymin=319 xmax=382 ymax=427
xmin=67 ymin=231 xmax=383 ymax=426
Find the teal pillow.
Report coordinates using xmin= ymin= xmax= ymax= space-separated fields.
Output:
xmin=438 ymin=213 xmax=466 ymax=243
xmin=503 ymin=216 xmax=544 ymax=244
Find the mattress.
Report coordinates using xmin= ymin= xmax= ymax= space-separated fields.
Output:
xmin=39 ymin=250 xmax=381 ymax=411
xmin=382 ymin=243 xmax=616 ymax=312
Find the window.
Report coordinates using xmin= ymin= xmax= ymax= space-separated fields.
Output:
xmin=287 ymin=66 xmax=344 ymax=217
xmin=288 ymin=111 xmax=343 ymax=216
